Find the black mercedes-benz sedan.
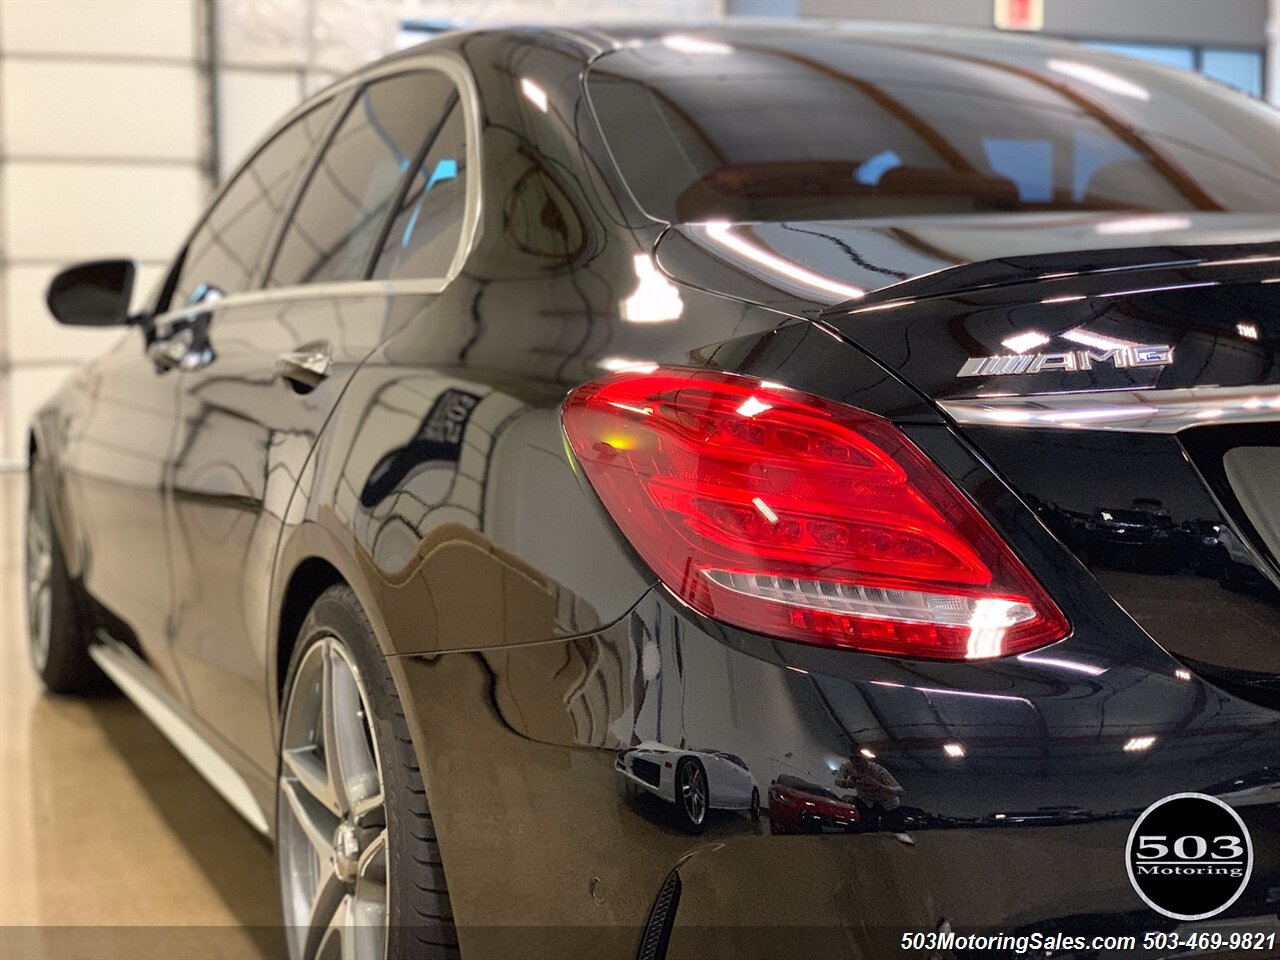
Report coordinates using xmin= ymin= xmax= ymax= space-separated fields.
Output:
xmin=24 ymin=22 xmax=1280 ymax=960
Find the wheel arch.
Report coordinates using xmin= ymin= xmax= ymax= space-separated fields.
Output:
xmin=273 ymin=555 xmax=345 ymax=705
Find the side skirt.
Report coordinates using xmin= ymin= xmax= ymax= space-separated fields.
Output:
xmin=89 ymin=634 xmax=271 ymax=835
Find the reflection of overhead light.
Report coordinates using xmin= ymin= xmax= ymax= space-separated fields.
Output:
xmin=1002 ymin=330 xmax=1051 ymax=353
xmin=870 ymin=680 xmax=1031 ymax=706
xmin=661 ymin=34 xmax=733 ymax=55
xmin=994 ymin=813 xmax=1006 ymax=820
xmin=1174 ymin=668 xmax=1192 ymax=681
xmin=736 ymin=396 xmax=772 ymax=418
xmin=1123 ymin=735 xmax=1156 ymax=752
xmin=1194 ymin=408 xmax=1224 ymax=420
xmin=1041 ymin=294 xmax=1086 ymax=304
xmin=1095 ymin=215 xmax=1192 ymax=235
xmin=519 ymin=77 xmax=548 ymax=113
xmin=1203 ymin=255 xmax=1280 ymax=268
xmin=751 ymin=497 xmax=779 ymax=524
xmin=704 ymin=221 xmax=865 ymax=301
xmin=1060 ymin=328 xmax=1142 ymax=351
xmin=943 ymin=743 xmax=966 ymax=758
xmin=608 ymin=401 xmax=651 ymax=417
xmin=621 ymin=254 xmax=683 ymax=323
xmin=1237 ymin=322 xmax=1259 ymax=340
xmin=1102 ymin=280 xmax=1217 ymax=298
xmin=784 ymin=664 xmax=809 ymax=674
xmin=1017 ymin=653 xmax=1107 ymax=676
xmin=859 ymin=748 xmax=876 ymax=759
xmin=599 ymin=357 xmax=659 ymax=374
xmin=848 ymin=300 xmax=914 ymax=315
xmin=1047 ymin=59 xmax=1150 ymax=100
xmin=987 ymin=410 xmax=1033 ymax=423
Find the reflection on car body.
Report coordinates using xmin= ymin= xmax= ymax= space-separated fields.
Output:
xmin=616 ymin=741 xmax=760 ymax=835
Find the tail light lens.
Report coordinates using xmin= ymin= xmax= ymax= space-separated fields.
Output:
xmin=562 ymin=368 xmax=1068 ymax=660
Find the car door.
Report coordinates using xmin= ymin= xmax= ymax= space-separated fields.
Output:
xmin=52 ymin=95 xmax=335 ymax=700
xmin=165 ymin=67 xmax=467 ymax=772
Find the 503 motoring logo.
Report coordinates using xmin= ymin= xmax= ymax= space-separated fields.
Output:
xmin=1126 ymin=793 xmax=1254 ymax=921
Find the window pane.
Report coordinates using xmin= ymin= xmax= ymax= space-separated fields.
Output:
xmin=587 ymin=38 xmax=1280 ymax=222
xmin=269 ymin=72 xmax=457 ymax=287
xmin=1084 ymin=42 xmax=1195 ymax=71
xmin=174 ymin=100 xmax=334 ymax=305
xmin=1202 ymin=48 xmax=1263 ymax=98
xmin=371 ymin=99 xmax=467 ymax=280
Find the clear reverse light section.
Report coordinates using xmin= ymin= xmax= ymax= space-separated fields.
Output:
xmin=562 ymin=368 xmax=1069 ymax=660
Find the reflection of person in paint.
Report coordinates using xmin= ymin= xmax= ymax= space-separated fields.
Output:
xmin=836 ymin=754 xmax=905 ymax=832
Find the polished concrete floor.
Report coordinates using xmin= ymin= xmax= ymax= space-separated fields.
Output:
xmin=0 ymin=471 xmax=284 ymax=959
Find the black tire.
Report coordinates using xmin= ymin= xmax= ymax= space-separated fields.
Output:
xmin=749 ymin=787 xmax=761 ymax=821
xmin=279 ymin=584 xmax=458 ymax=958
xmin=673 ymin=757 xmax=708 ymax=835
xmin=26 ymin=457 xmax=105 ymax=695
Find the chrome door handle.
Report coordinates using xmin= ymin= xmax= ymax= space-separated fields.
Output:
xmin=276 ymin=340 xmax=332 ymax=390
xmin=148 ymin=327 xmax=195 ymax=371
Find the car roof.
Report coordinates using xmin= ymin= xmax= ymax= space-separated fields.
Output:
xmin=385 ymin=19 xmax=1099 ymax=71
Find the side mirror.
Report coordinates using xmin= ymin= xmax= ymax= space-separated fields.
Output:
xmin=46 ymin=259 xmax=138 ymax=326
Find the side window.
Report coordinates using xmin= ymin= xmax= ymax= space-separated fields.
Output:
xmin=371 ymin=98 xmax=468 ymax=280
xmin=268 ymin=71 xmax=457 ymax=287
xmin=172 ymin=100 xmax=334 ymax=307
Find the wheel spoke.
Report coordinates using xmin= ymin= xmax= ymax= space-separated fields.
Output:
xmin=282 ymin=777 xmax=340 ymax=862
xmin=322 ymin=643 xmax=381 ymax=819
xmin=283 ymin=745 xmax=341 ymax=817
xmin=351 ymin=833 xmax=387 ymax=960
xmin=303 ymin=878 xmax=348 ymax=960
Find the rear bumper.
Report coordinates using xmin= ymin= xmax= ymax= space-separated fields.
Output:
xmin=393 ymin=588 xmax=1280 ymax=957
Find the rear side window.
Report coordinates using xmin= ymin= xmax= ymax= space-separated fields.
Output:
xmin=371 ymin=97 xmax=467 ymax=280
xmin=173 ymin=100 xmax=334 ymax=305
xmin=269 ymin=71 xmax=458 ymax=287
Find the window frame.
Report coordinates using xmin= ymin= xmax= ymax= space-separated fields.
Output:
xmin=152 ymin=51 xmax=482 ymax=322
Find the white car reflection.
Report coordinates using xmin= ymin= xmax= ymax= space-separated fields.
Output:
xmin=616 ymin=741 xmax=759 ymax=834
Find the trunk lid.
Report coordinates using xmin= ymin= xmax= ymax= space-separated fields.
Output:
xmin=659 ymin=213 xmax=1280 ymax=692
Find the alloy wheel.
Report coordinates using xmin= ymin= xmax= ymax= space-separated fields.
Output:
xmin=278 ymin=636 xmax=388 ymax=960
xmin=679 ymin=761 xmax=707 ymax=826
xmin=25 ymin=477 xmax=53 ymax=673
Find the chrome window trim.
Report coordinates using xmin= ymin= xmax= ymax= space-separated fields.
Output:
xmin=939 ymin=385 xmax=1280 ymax=433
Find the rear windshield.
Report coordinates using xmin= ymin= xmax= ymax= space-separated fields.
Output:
xmin=587 ymin=32 xmax=1280 ymax=223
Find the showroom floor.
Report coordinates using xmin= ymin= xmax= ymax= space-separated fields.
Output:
xmin=0 ymin=472 xmax=283 ymax=959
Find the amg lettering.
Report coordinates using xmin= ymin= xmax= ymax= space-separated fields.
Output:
xmin=958 ymin=345 xmax=1174 ymax=377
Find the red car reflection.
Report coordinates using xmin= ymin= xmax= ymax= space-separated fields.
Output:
xmin=767 ymin=775 xmax=862 ymax=835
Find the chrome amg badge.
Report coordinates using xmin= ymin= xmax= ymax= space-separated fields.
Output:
xmin=957 ymin=345 xmax=1174 ymax=378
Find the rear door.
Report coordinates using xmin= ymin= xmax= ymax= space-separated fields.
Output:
xmin=165 ymin=66 xmax=466 ymax=772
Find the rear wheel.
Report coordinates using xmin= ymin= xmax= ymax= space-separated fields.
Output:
xmin=26 ymin=457 xmax=103 ymax=694
xmin=276 ymin=584 xmax=457 ymax=960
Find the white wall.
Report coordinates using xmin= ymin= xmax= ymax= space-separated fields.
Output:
xmin=0 ymin=0 xmax=210 ymax=466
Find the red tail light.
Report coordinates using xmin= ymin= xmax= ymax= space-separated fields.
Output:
xmin=562 ymin=369 xmax=1068 ymax=660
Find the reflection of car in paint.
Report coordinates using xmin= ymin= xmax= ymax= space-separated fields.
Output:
xmin=616 ymin=741 xmax=759 ymax=834
xmin=767 ymin=776 xmax=862 ymax=835
xmin=1082 ymin=507 xmax=1179 ymax=572
xmin=1217 ymin=525 xmax=1271 ymax=592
